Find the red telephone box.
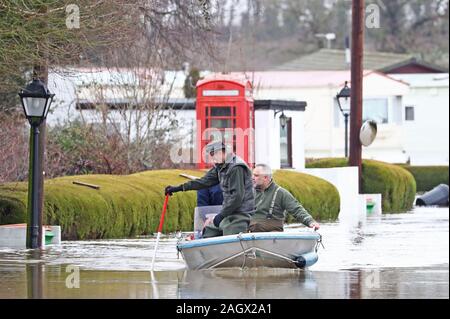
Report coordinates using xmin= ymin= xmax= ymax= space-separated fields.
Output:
xmin=196 ymin=75 xmax=255 ymax=169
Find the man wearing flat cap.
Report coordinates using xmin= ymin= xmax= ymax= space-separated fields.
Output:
xmin=165 ymin=141 xmax=255 ymax=238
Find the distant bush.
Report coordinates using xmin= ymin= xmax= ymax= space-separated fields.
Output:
xmin=307 ymin=158 xmax=416 ymax=212
xmin=0 ymin=169 xmax=339 ymax=239
xmin=0 ymin=193 xmax=27 ymax=225
xmin=397 ymin=165 xmax=449 ymax=192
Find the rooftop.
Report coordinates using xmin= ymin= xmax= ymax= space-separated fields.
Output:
xmin=229 ymin=70 xmax=408 ymax=89
xmin=275 ymin=49 xmax=448 ymax=74
xmin=389 ymin=73 xmax=449 ymax=88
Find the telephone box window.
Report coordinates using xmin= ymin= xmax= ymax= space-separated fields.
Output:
xmin=210 ymin=119 xmax=232 ymax=128
xmin=211 ymin=107 xmax=231 ymax=117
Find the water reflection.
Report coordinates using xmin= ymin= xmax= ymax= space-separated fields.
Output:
xmin=1 ymin=264 xmax=448 ymax=299
xmin=349 ymin=221 xmax=365 ymax=245
xmin=26 ymin=250 xmax=44 ymax=299
xmin=177 ymin=269 xmax=318 ymax=299
xmin=6 ymin=267 xmax=321 ymax=299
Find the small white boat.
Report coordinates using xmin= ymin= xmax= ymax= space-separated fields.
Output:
xmin=176 ymin=231 xmax=322 ymax=270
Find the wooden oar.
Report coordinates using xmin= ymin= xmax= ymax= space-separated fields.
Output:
xmin=179 ymin=173 xmax=199 ymax=180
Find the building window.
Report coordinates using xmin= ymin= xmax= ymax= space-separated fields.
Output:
xmin=280 ymin=117 xmax=293 ymax=168
xmin=363 ymin=98 xmax=389 ymax=124
xmin=405 ymin=106 xmax=415 ymax=121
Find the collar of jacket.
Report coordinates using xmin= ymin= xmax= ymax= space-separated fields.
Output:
xmin=257 ymin=179 xmax=276 ymax=193
xmin=216 ymin=153 xmax=235 ymax=170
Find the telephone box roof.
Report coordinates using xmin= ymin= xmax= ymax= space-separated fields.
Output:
xmin=197 ymin=74 xmax=251 ymax=88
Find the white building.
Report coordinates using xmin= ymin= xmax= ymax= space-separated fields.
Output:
xmin=271 ymin=49 xmax=449 ymax=165
xmin=47 ymin=69 xmax=307 ymax=170
xmin=47 ymin=67 xmax=449 ymax=168
xmin=249 ymin=70 xmax=449 ymax=165
xmin=243 ymin=70 xmax=412 ymax=163
xmin=47 ymin=68 xmax=189 ymax=125
xmin=390 ymin=73 xmax=449 ymax=165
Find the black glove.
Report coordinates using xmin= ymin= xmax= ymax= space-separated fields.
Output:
xmin=213 ymin=213 xmax=225 ymax=227
xmin=165 ymin=185 xmax=183 ymax=196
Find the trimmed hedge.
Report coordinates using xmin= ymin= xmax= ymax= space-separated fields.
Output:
xmin=397 ymin=165 xmax=449 ymax=192
xmin=273 ymin=170 xmax=340 ymax=222
xmin=0 ymin=170 xmax=202 ymax=240
xmin=0 ymin=169 xmax=340 ymax=240
xmin=306 ymin=158 xmax=416 ymax=212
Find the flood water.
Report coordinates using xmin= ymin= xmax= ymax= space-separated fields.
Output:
xmin=0 ymin=206 xmax=448 ymax=299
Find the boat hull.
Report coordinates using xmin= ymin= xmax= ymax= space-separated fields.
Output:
xmin=177 ymin=232 xmax=320 ymax=270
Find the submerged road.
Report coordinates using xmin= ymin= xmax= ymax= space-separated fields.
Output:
xmin=0 ymin=206 xmax=448 ymax=298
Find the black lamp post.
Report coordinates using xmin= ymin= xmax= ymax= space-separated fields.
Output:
xmin=19 ymin=79 xmax=54 ymax=249
xmin=336 ymin=81 xmax=351 ymax=157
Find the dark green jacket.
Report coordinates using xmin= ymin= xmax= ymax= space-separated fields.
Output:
xmin=182 ymin=154 xmax=255 ymax=218
xmin=252 ymin=181 xmax=315 ymax=227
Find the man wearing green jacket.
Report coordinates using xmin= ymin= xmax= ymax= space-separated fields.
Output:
xmin=249 ymin=163 xmax=320 ymax=232
xmin=165 ymin=141 xmax=255 ymax=238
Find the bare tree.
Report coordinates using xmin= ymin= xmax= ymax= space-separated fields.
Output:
xmin=0 ymin=112 xmax=29 ymax=183
xmin=0 ymin=1 xmax=141 ymax=94
xmin=1 ymin=0 xmax=222 ymax=181
xmin=59 ymin=1 xmax=221 ymax=173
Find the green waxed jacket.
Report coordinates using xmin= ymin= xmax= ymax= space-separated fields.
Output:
xmin=252 ymin=181 xmax=315 ymax=227
xmin=181 ymin=154 xmax=255 ymax=218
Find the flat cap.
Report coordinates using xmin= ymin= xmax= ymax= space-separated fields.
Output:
xmin=205 ymin=141 xmax=226 ymax=155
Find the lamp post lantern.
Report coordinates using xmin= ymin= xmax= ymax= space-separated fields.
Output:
xmin=279 ymin=112 xmax=287 ymax=129
xmin=274 ymin=110 xmax=288 ymax=129
xmin=19 ymin=79 xmax=54 ymax=249
xmin=336 ymin=81 xmax=351 ymax=157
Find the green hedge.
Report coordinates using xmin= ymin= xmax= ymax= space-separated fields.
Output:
xmin=273 ymin=170 xmax=340 ymax=222
xmin=0 ymin=169 xmax=340 ymax=240
xmin=397 ymin=165 xmax=449 ymax=192
xmin=306 ymin=158 xmax=416 ymax=212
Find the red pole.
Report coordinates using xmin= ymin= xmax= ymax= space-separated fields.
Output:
xmin=350 ymin=0 xmax=365 ymax=193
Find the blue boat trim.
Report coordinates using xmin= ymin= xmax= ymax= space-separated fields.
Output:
xmin=177 ymin=232 xmax=320 ymax=249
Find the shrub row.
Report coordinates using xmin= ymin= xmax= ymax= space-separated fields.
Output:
xmin=397 ymin=165 xmax=449 ymax=192
xmin=0 ymin=169 xmax=340 ymax=239
xmin=306 ymin=158 xmax=416 ymax=212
